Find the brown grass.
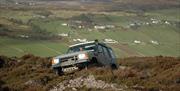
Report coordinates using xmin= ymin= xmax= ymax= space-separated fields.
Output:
xmin=0 ymin=55 xmax=179 ymax=91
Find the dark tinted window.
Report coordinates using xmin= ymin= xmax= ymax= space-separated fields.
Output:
xmin=109 ymin=48 xmax=116 ymax=59
xmin=68 ymin=43 xmax=96 ymax=53
xmin=98 ymin=45 xmax=103 ymax=52
xmin=102 ymin=47 xmax=110 ymax=58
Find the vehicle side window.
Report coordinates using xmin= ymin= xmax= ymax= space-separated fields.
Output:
xmin=67 ymin=48 xmax=73 ymax=53
xmin=98 ymin=45 xmax=103 ymax=52
xmin=85 ymin=45 xmax=96 ymax=51
xmin=109 ymin=48 xmax=116 ymax=59
xmin=102 ymin=47 xmax=110 ymax=58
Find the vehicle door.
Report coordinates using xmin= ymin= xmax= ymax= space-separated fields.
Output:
xmin=102 ymin=46 xmax=111 ymax=65
xmin=96 ymin=45 xmax=106 ymax=65
xmin=108 ymin=48 xmax=116 ymax=64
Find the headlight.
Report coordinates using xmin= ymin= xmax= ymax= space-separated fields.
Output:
xmin=78 ymin=53 xmax=88 ymax=59
xmin=52 ymin=58 xmax=59 ymax=65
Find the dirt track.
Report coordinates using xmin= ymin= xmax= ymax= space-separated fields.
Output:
xmin=0 ymin=54 xmax=179 ymax=91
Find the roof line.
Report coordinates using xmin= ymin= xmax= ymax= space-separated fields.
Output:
xmin=69 ymin=41 xmax=95 ymax=47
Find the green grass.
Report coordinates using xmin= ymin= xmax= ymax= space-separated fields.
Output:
xmin=0 ymin=9 xmax=34 ymax=23
xmin=145 ymin=8 xmax=180 ymax=21
xmin=0 ymin=37 xmax=68 ymax=57
xmin=0 ymin=8 xmax=179 ymax=57
xmin=31 ymin=19 xmax=71 ymax=33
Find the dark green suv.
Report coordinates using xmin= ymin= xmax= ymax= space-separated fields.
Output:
xmin=51 ymin=40 xmax=118 ymax=75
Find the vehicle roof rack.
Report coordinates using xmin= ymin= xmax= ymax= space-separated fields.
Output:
xmin=69 ymin=41 xmax=95 ymax=47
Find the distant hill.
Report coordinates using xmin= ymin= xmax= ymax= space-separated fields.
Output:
xmin=1 ymin=0 xmax=179 ymax=5
xmin=1 ymin=0 xmax=179 ymax=11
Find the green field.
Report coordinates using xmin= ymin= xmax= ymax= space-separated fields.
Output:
xmin=0 ymin=37 xmax=68 ymax=57
xmin=0 ymin=8 xmax=179 ymax=58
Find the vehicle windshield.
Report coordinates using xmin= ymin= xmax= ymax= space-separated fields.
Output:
xmin=67 ymin=43 xmax=97 ymax=53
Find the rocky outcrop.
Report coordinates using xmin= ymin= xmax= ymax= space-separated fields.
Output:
xmin=50 ymin=75 xmax=124 ymax=91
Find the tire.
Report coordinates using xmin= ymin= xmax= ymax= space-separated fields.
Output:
xmin=90 ymin=57 xmax=101 ymax=67
xmin=54 ymin=67 xmax=63 ymax=76
xmin=111 ymin=64 xmax=118 ymax=70
xmin=91 ymin=57 xmax=98 ymax=64
xmin=78 ymin=62 xmax=88 ymax=70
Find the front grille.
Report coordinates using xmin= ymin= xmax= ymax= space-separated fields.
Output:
xmin=61 ymin=56 xmax=78 ymax=62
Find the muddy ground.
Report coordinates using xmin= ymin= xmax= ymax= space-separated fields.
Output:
xmin=0 ymin=54 xmax=179 ymax=91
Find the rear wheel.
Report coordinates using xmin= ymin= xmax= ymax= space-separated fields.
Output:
xmin=111 ymin=64 xmax=118 ymax=70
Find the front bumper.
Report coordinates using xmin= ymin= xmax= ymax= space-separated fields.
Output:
xmin=52 ymin=59 xmax=89 ymax=68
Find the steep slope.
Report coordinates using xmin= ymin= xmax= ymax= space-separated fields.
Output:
xmin=0 ymin=55 xmax=179 ymax=91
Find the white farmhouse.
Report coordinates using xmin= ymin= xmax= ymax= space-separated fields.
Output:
xmin=104 ymin=39 xmax=118 ymax=44
xmin=58 ymin=33 xmax=68 ymax=37
xmin=61 ymin=23 xmax=68 ymax=26
xmin=152 ymin=20 xmax=159 ymax=24
xmin=134 ymin=40 xmax=141 ymax=44
xmin=106 ymin=25 xmax=115 ymax=28
xmin=150 ymin=40 xmax=159 ymax=45
xmin=19 ymin=35 xmax=29 ymax=38
xmin=94 ymin=25 xmax=106 ymax=30
xmin=77 ymin=39 xmax=87 ymax=42
xmin=73 ymin=39 xmax=87 ymax=43
xmin=165 ymin=21 xmax=170 ymax=25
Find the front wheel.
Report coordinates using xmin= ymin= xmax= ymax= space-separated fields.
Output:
xmin=54 ymin=67 xmax=64 ymax=76
xmin=78 ymin=62 xmax=88 ymax=70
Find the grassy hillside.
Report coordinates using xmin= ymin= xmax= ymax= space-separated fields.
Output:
xmin=0 ymin=37 xmax=68 ymax=57
xmin=0 ymin=5 xmax=179 ymax=57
